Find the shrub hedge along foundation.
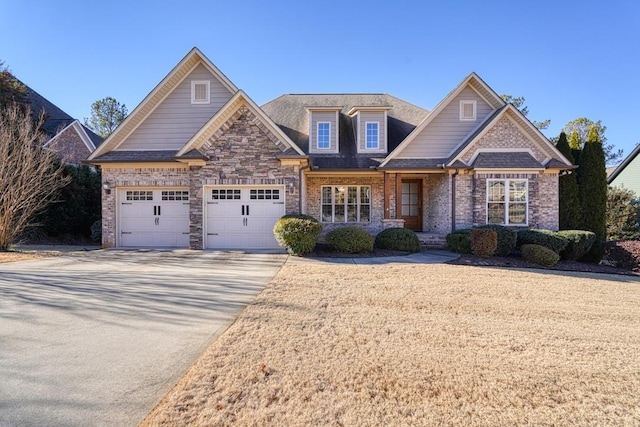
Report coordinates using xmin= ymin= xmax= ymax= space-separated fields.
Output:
xmin=375 ymin=228 xmax=421 ymax=253
xmin=326 ymin=226 xmax=374 ymax=254
xmin=521 ymin=244 xmax=560 ymax=267
xmin=470 ymin=228 xmax=497 ymax=258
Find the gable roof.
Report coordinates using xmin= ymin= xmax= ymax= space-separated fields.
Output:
xmin=446 ymin=104 xmax=572 ymax=168
xmin=380 ymin=72 xmax=505 ymax=168
xmin=21 ymin=80 xmax=75 ymax=137
xmin=261 ymin=93 xmax=428 ymax=169
xmin=43 ymin=119 xmax=103 ymax=152
xmin=608 ymin=143 xmax=640 ymax=183
xmin=88 ymin=47 xmax=238 ymax=161
xmin=177 ymin=90 xmax=305 ymax=156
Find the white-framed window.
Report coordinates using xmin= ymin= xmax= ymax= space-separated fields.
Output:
xmin=487 ymin=179 xmax=528 ymax=225
xmin=126 ymin=190 xmax=153 ymax=201
xmin=321 ymin=186 xmax=371 ymax=223
xmin=250 ymin=189 xmax=280 ymax=200
xmin=460 ymin=100 xmax=477 ymax=121
xmin=211 ymin=189 xmax=241 ymax=200
xmin=317 ymin=122 xmax=331 ymax=149
xmin=191 ymin=80 xmax=210 ymax=104
xmin=365 ymin=122 xmax=379 ymax=149
xmin=161 ymin=190 xmax=189 ymax=201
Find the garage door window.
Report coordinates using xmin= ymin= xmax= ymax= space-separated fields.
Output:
xmin=126 ymin=190 xmax=153 ymax=201
xmin=250 ymin=189 xmax=280 ymax=200
xmin=212 ymin=189 xmax=241 ymax=200
xmin=161 ymin=190 xmax=189 ymax=201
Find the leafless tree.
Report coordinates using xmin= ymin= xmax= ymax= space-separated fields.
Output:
xmin=0 ymin=104 xmax=70 ymax=250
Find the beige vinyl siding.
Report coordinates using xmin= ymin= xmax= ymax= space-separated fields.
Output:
xmin=397 ymin=86 xmax=494 ymax=158
xmin=357 ymin=111 xmax=387 ymax=153
xmin=119 ymin=64 xmax=234 ymax=150
xmin=610 ymin=159 xmax=640 ymax=197
xmin=309 ymin=111 xmax=339 ymax=154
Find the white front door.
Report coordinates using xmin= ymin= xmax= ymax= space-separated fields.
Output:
xmin=205 ymin=186 xmax=285 ymax=249
xmin=118 ymin=189 xmax=190 ymax=247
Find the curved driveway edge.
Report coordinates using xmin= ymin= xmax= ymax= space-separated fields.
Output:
xmin=0 ymin=250 xmax=286 ymax=427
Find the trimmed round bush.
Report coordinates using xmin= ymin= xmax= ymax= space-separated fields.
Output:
xmin=326 ymin=226 xmax=374 ymax=254
xmin=374 ymin=228 xmax=421 ymax=253
xmin=516 ymin=229 xmax=569 ymax=254
xmin=555 ymin=230 xmax=596 ymax=260
xmin=478 ymin=224 xmax=517 ymax=256
xmin=470 ymin=228 xmax=497 ymax=258
xmin=446 ymin=229 xmax=472 ymax=254
xmin=603 ymin=240 xmax=640 ymax=270
xmin=521 ymin=244 xmax=560 ymax=267
xmin=273 ymin=214 xmax=322 ymax=256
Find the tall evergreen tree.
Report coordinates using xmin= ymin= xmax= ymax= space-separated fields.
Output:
xmin=577 ymin=125 xmax=607 ymax=260
xmin=556 ymin=132 xmax=582 ymax=230
xmin=569 ymin=131 xmax=581 ymax=164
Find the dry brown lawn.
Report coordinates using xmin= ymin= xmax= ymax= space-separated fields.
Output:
xmin=141 ymin=262 xmax=640 ymax=426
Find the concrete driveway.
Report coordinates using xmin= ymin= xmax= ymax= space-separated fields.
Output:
xmin=0 ymin=249 xmax=287 ymax=427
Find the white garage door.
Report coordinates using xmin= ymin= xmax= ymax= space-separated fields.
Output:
xmin=206 ymin=186 xmax=285 ymax=249
xmin=118 ymin=189 xmax=190 ymax=247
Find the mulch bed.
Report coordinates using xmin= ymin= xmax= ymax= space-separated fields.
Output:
xmin=448 ymin=253 xmax=640 ymax=276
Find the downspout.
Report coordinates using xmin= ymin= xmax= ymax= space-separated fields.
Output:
xmin=451 ymin=168 xmax=459 ymax=232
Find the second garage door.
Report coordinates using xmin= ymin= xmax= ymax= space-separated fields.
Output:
xmin=205 ymin=186 xmax=285 ymax=249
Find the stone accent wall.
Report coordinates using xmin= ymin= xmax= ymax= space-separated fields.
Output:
xmin=471 ymin=172 xmax=559 ymax=230
xmin=460 ymin=116 xmax=552 ymax=164
xmin=423 ymin=174 xmax=450 ymax=233
xmin=101 ymin=167 xmax=190 ymax=247
xmin=47 ymin=125 xmax=93 ymax=165
xmin=192 ymin=106 xmax=299 ymax=248
xmin=306 ymin=175 xmax=385 ymax=235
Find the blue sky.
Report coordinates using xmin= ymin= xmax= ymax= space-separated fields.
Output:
xmin=1 ymin=0 xmax=639 ymax=162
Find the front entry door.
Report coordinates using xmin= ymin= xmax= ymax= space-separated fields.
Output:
xmin=401 ymin=180 xmax=422 ymax=231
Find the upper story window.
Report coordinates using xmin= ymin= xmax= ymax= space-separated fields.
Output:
xmin=191 ymin=80 xmax=210 ymax=104
xmin=317 ymin=122 xmax=331 ymax=149
xmin=460 ymin=100 xmax=476 ymax=121
xmin=487 ymin=179 xmax=528 ymax=226
xmin=365 ymin=122 xmax=379 ymax=149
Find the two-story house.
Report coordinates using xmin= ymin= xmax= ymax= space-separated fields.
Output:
xmin=87 ymin=48 xmax=572 ymax=249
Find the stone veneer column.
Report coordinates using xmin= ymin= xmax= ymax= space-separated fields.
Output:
xmin=189 ymin=166 xmax=204 ymax=250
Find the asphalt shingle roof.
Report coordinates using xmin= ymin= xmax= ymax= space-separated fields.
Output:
xmin=471 ymin=152 xmax=544 ymax=169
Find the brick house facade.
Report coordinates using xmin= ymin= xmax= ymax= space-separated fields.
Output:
xmin=88 ymin=48 xmax=572 ymax=250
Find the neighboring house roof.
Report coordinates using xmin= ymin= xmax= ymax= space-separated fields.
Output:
xmin=608 ymin=143 xmax=640 ymax=183
xmin=43 ymin=120 xmax=101 ymax=152
xmin=22 ymin=80 xmax=75 ymax=137
xmin=261 ymin=93 xmax=428 ymax=170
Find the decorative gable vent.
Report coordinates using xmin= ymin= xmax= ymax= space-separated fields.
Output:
xmin=460 ymin=100 xmax=476 ymax=121
xmin=191 ymin=80 xmax=210 ymax=104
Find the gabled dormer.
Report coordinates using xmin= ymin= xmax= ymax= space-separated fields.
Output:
xmin=306 ymin=107 xmax=341 ymax=154
xmin=348 ymin=106 xmax=391 ymax=154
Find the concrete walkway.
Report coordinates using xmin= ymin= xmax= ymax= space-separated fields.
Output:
xmin=285 ymin=249 xmax=460 ymax=265
xmin=0 ymin=250 xmax=287 ymax=427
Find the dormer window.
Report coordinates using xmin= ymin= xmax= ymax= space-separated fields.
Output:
xmin=317 ymin=122 xmax=331 ymax=149
xmin=191 ymin=80 xmax=210 ymax=104
xmin=460 ymin=100 xmax=476 ymax=121
xmin=365 ymin=122 xmax=379 ymax=149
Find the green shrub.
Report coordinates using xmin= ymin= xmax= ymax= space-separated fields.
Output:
xmin=273 ymin=214 xmax=322 ymax=256
xmin=478 ymin=224 xmax=517 ymax=256
xmin=555 ymin=230 xmax=596 ymax=260
xmin=521 ymin=244 xmax=560 ymax=267
xmin=326 ymin=226 xmax=374 ymax=254
xmin=470 ymin=228 xmax=497 ymax=258
xmin=374 ymin=228 xmax=421 ymax=253
xmin=446 ymin=229 xmax=472 ymax=254
xmin=516 ymin=229 xmax=569 ymax=254
xmin=603 ymin=241 xmax=640 ymax=270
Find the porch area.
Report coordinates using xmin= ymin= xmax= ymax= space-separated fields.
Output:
xmin=415 ymin=232 xmax=448 ymax=249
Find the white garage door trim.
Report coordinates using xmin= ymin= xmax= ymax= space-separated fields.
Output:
xmin=117 ymin=187 xmax=190 ymax=247
xmin=204 ymin=185 xmax=285 ymax=250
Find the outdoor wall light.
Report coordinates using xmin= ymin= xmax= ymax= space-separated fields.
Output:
xmin=287 ymin=178 xmax=295 ymax=194
xmin=103 ymin=181 xmax=111 ymax=194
